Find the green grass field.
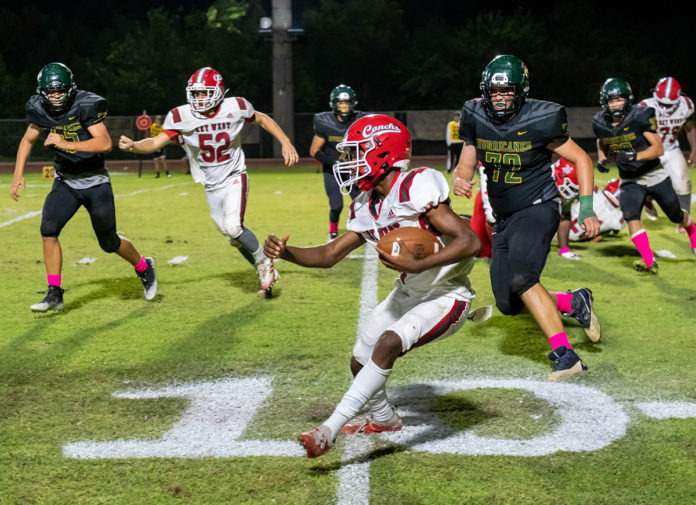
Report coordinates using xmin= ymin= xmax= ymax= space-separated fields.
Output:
xmin=2 ymin=164 xmax=696 ymax=504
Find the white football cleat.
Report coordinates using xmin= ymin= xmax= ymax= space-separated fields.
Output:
xmin=560 ymin=250 xmax=581 ymax=260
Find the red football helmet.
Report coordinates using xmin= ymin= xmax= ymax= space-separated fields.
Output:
xmin=553 ymin=158 xmax=579 ymax=199
xmin=653 ymin=77 xmax=681 ymax=114
xmin=186 ymin=67 xmax=226 ymax=112
xmin=603 ymin=178 xmax=621 ymax=208
xmin=333 ymin=114 xmax=411 ymax=192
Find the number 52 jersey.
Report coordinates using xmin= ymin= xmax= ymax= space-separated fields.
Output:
xmin=163 ymin=97 xmax=256 ymax=187
xmin=458 ymin=98 xmax=568 ymax=219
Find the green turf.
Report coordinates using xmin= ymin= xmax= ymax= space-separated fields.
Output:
xmin=2 ymin=164 xmax=696 ymax=504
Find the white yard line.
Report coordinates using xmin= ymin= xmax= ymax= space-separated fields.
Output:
xmin=336 ymin=245 xmax=378 ymax=505
xmin=0 ymin=182 xmax=191 ymax=228
xmin=0 ymin=210 xmax=42 ymax=228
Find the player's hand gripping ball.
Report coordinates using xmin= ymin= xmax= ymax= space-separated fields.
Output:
xmin=377 ymin=227 xmax=440 ymax=260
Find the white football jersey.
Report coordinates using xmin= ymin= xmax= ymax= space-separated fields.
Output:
xmin=347 ymin=168 xmax=475 ymax=300
xmin=639 ymin=95 xmax=695 ymax=152
xmin=163 ymin=97 xmax=256 ymax=186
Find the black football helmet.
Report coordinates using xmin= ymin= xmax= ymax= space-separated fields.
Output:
xmin=480 ymin=54 xmax=530 ymax=119
xmin=329 ymin=84 xmax=358 ymax=120
xmin=599 ymin=78 xmax=634 ymax=120
xmin=36 ymin=62 xmax=77 ymax=114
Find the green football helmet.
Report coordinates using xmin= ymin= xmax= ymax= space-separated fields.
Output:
xmin=36 ymin=62 xmax=77 ymax=113
xmin=599 ymin=78 xmax=634 ymax=120
xmin=480 ymin=54 xmax=530 ymax=119
xmin=329 ymin=84 xmax=358 ymax=120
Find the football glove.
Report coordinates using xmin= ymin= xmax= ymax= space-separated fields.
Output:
xmin=596 ymin=159 xmax=610 ymax=173
xmin=616 ymin=151 xmax=637 ymax=164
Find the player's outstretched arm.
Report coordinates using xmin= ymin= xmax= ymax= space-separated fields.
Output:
xmin=452 ymin=143 xmax=478 ymax=198
xmin=119 ymin=132 xmax=171 ymax=155
xmin=264 ymin=231 xmax=365 ymax=268
xmin=10 ymin=125 xmax=41 ymax=201
xmin=254 ymin=112 xmax=299 ymax=166
xmin=550 ymin=138 xmax=600 ymax=238
xmin=684 ymin=119 xmax=696 ymax=165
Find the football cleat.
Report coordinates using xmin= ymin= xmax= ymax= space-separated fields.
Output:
xmin=633 ymin=259 xmax=658 ymax=274
xmin=257 ymin=258 xmax=277 ymax=291
xmin=547 ymin=346 xmax=588 ymax=381
xmin=137 ymin=257 xmax=158 ymax=300
xmin=568 ymin=287 xmax=601 ymax=342
xmin=299 ymin=425 xmax=334 ymax=458
xmin=341 ymin=412 xmax=403 ymax=435
xmin=327 ymin=232 xmax=338 ymax=243
xmin=256 ymin=265 xmax=279 ymax=297
xmin=30 ymin=285 xmax=64 ymax=312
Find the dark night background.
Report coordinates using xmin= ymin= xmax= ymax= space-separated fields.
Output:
xmin=1 ymin=0 xmax=694 ymax=119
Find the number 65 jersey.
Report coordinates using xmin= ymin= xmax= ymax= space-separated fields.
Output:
xmin=163 ymin=97 xmax=256 ymax=187
xmin=458 ymin=97 xmax=567 ymax=219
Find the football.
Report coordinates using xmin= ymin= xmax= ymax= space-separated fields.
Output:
xmin=376 ymin=226 xmax=440 ymax=259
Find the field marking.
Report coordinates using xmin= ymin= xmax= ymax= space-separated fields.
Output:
xmin=0 ymin=182 xmax=191 ymax=229
xmin=0 ymin=210 xmax=42 ymax=228
xmin=336 ymin=245 xmax=378 ymax=505
xmin=636 ymin=401 xmax=696 ymax=419
xmin=63 ymin=377 xmax=303 ymax=459
xmin=382 ymin=379 xmax=629 ymax=456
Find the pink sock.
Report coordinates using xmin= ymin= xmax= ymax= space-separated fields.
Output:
xmin=631 ymin=230 xmax=654 ymax=267
xmin=134 ymin=256 xmax=148 ymax=274
xmin=549 ymin=332 xmax=571 ymax=350
xmin=685 ymin=219 xmax=696 ymax=248
xmin=47 ymin=275 xmax=61 ymax=287
xmin=558 ymin=247 xmax=570 ymax=255
xmin=554 ymin=292 xmax=573 ymax=313
xmin=329 ymin=222 xmax=339 ymax=234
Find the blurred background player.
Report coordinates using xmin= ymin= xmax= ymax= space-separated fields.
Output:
xmin=453 ymin=54 xmax=601 ymax=380
xmin=10 ymin=62 xmax=157 ymax=311
xmin=446 ymin=111 xmax=464 ymax=173
xmin=638 ymin=77 xmax=696 ymax=230
xmin=309 ymin=84 xmax=366 ymax=241
xmin=264 ymin=114 xmax=480 ymax=458
xmin=594 ymin=78 xmax=696 ymax=274
xmin=119 ymin=67 xmax=298 ymax=296
xmin=553 ymin=157 xmax=582 ymax=260
xmin=149 ymin=115 xmax=170 ymax=178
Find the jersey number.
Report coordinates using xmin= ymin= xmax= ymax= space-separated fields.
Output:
xmin=199 ymin=132 xmax=231 ymax=163
xmin=485 ymin=152 xmax=522 ymax=184
xmin=658 ymin=126 xmax=680 ymax=145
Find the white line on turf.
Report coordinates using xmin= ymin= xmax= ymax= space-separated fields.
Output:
xmin=0 ymin=183 xmax=191 ymax=229
xmin=336 ymin=244 xmax=378 ymax=505
xmin=0 ymin=210 xmax=42 ymax=228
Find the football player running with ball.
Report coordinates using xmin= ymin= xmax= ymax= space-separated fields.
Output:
xmin=452 ymin=55 xmax=601 ymax=381
xmin=10 ymin=62 xmax=157 ymax=311
xmin=264 ymin=114 xmax=481 ymax=458
xmin=119 ymin=67 xmax=298 ymax=296
xmin=593 ymin=78 xmax=696 ymax=274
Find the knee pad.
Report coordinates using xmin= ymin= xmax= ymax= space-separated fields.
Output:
xmin=97 ymin=233 xmax=121 ymax=253
xmin=223 ymin=224 xmax=244 ymax=241
xmin=40 ymin=219 xmax=62 ymax=238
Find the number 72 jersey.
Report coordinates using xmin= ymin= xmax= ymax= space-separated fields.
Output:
xmin=458 ymin=97 xmax=568 ymax=219
xmin=163 ymin=97 xmax=256 ymax=187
